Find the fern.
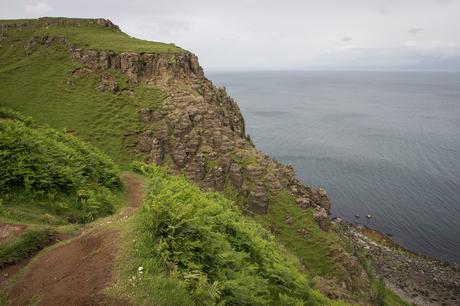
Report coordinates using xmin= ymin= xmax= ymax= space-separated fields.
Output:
xmin=133 ymin=163 xmax=346 ymax=305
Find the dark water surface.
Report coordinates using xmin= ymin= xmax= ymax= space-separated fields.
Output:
xmin=208 ymin=71 xmax=460 ymax=263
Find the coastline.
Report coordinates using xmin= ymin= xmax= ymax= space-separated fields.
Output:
xmin=335 ymin=220 xmax=460 ymax=306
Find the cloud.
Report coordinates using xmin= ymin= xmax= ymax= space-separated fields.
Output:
xmin=404 ymin=40 xmax=417 ymax=47
xmin=1 ymin=0 xmax=458 ymax=70
xmin=138 ymin=19 xmax=190 ymax=35
xmin=409 ymin=28 xmax=424 ymax=34
xmin=25 ymin=1 xmax=54 ymax=15
xmin=435 ymin=0 xmax=454 ymax=5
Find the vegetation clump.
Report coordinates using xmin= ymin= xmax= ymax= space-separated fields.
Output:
xmin=130 ymin=163 xmax=347 ymax=306
xmin=0 ymin=228 xmax=55 ymax=267
xmin=0 ymin=108 xmax=122 ymax=222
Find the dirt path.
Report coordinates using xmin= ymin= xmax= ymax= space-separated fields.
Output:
xmin=7 ymin=173 xmax=145 ymax=306
xmin=123 ymin=173 xmax=144 ymax=209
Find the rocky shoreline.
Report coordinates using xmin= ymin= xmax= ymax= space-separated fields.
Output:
xmin=337 ymin=220 xmax=460 ymax=306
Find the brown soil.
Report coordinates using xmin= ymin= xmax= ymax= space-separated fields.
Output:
xmin=117 ymin=173 xmax=145 ymax=220
xmin=9 ymin=230 xmax=121 ymax=306
xmin=0 ymin=224 xmax=27 ymax=243
xmin=7 ymin=174 xmax=145 ymax=306
xmin=123 ymin=173 xmax=144 ymax=209
xmin=0 ymin=261 xmax=28 ymax=288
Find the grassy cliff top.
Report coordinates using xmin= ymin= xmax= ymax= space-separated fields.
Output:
xmin=0 ymin=17 xmax=185 ymax=53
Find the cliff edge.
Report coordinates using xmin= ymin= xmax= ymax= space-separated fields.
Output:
xmin=0 ymin=17 xmax=381 ymax=304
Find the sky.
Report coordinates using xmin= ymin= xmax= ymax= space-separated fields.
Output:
xmin=1 ymin=0 xmax=460 ymax=71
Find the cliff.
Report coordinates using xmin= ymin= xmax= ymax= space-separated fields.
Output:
xmin=0 ymin=17 xmax=380 ymax=304
xmin=22 ymin=21 xmax=332 ymax=221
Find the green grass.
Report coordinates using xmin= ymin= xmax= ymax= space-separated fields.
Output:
xmin=1 ymin=17 xmax=184 ymax=53
xmin=254 ymin=190 xmax=345 ymax=278
xmin=374 ymin=280 xmax=410 ymax=306
xmin=355 ymin=251 xmax=410 ymax=306
xmin=0 ymin=195 xmax=69 ymax=226
xmin=0 ymin=36 xmax=166 ymax=166
xmin=126 ymin=163 xmax=348 ymax=306
xmin=0 ymin=109 xmax=125 ymax=224
xmin=0 ymin=228 xmax=55 ymax=267
xmin=109 ymin=214 xmax=196 ymax=306
xmin=0 ymin=19 xmax=35 ymax=25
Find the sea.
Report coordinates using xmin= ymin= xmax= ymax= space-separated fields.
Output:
xmin=208 ymin=70 xmax=460 ymax=264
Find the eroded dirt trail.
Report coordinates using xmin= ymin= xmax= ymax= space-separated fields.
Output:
xmin=122 ymin=172 xmax=144 ymax=212
xmin=8 ymin=173 xmax=145 ymax=306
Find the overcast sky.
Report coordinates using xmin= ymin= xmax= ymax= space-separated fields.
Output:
xmin=1 ymin=0 xmax=460 ymax=70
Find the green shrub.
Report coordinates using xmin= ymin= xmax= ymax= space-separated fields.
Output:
xmin=132 ymin=163 xmax=346 ymax=306
xmin=0 ymin=113 xmax=120 ymax=193
xmin=0 ymin=109 xmax=122 ymax=222
xmin=0 ymin=228 xmax=55 ymax=267
xmin=0 ymin=108 xmax=32 ymax=123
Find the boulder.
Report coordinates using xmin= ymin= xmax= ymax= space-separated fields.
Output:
xmin=314 ymin=207 xmax=330 ymax=231
xmin=248 ymin=185 xmax=268 ymax=213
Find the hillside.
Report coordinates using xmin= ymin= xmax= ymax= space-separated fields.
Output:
xmin=0 ymin=17 xmax=412 ymax=305
xmin=0 ymin=108 xmax=124 ymax=282
xmin=0 ymin=108 xmax=122 ymax=224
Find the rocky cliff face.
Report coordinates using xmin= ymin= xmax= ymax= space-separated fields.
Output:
xmin=25 ymin=31 xmax=332 ymax=221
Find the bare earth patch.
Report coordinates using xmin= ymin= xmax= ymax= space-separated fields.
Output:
xmin=9 ymin=229 xmax=121 ymax=306
xmin=7 ymin=174 xmax=145 ymax=305
xmin=0 ymin=224 xmax=27 ymax=243
xmin=123 ymin=173 xmax=144 ymax=209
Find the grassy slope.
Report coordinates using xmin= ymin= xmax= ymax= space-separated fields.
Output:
xmin=257 ymin=191 xmax=345 ymax=277
xmin=0 ymin=111 xmax=123 ymax=222
xmin=0 ymin=228 xmax=55 ymax=268
xmin=109 ymin=164 xmax=347 ymax=306
xmin=0 ymin=24 xmax=166 ymax=166
xmin=0 ymin=17 xmax=183 ymax=53
xmin=0 ymin=111 xmax=126 ymax=271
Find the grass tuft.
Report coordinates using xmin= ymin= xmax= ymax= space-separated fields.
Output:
xmin=0 ymin=228 xmax=55 ymax=267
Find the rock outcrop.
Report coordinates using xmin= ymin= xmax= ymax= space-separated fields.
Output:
xmin=25 ymin=32 xmax=332 ymax=220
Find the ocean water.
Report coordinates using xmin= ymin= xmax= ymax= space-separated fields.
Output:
xmin=208 ymin=71 xmax=460 ymax=264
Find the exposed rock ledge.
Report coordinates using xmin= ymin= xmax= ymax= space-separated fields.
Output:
xmin=339 ymin=221 xmax=460 ymax=306
xmin=25 ymin=34 xmax=331 ymax=219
